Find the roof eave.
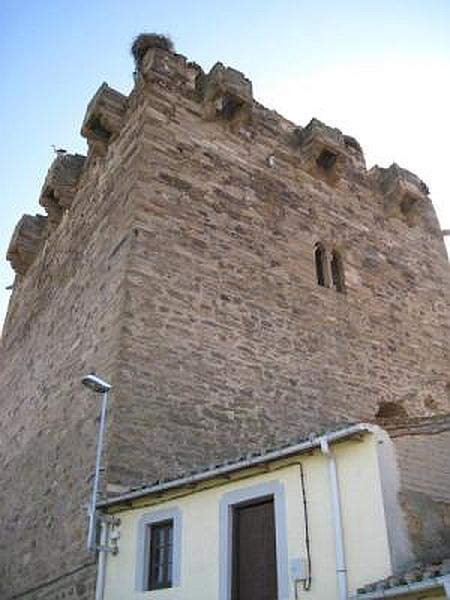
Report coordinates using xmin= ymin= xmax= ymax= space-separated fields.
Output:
xmin=351 ymin=574 xmax=450 ymax=599
xmin=98 ymin=422 xmax=375 ymax=510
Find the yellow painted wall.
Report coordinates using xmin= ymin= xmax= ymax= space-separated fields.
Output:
xmin=103 ymin=434 xmax=392 ymax=600
xmin=374 ymin=591 xmax=446 ymax=599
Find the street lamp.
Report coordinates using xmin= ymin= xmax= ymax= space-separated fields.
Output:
xmin=82 ymin=373 xmax=111 ymax=552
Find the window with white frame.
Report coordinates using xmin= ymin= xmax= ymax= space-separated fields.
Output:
xmin=136 ymin=508 xmax=182 ymax=592
xmin=148 ymin=519 xmax=174 ymax=590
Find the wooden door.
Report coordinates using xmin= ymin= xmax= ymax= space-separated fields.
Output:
xmin=232 ymin=497 xmax=278 ymax=600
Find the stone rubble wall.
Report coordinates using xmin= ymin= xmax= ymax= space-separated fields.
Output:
xmin=390 ymin=419 xmax=450 ymax=563
xmin=7 ymin=564 xmax=97 ymax=600
xmin=0 ymin=84 xmax=141 ymax=598
xmin=107 ymin=44 xmax=450 ymax=486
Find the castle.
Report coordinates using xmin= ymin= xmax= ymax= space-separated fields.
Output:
xmin=1 ymin=34 xmax=449 ymax=599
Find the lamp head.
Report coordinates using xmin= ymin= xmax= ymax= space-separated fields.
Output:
xmin=82 ymin=374 xmax=111 ymax=394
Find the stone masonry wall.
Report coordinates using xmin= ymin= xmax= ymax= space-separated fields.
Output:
xmin=0 ymin=90 xmax=141 ymax=597
xmin=1 ymin=38 xmax=449 ymax=598
xmin=107 ymin=44 xmax=450 ymax=485
xmin=7 ymin=565 xmax=97 ymax=600
xmin=391 ymin=419 xmax=450 ymax=563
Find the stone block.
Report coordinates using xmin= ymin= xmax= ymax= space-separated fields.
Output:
xmin=131 ymin=33 xmax=182 ymax=83
xmin=369 ymin=163 xmax=436 ymax=229
xmin=6 ymin=214 xmax=48 ymax=276
xmin=296 ymin=118 xmax=365 ymax=183
xmin=203 ymin=62 xmax=253 ymax=123
xmin=39 ymin=153 xmax=85 ymax=228
xmin=81 ymin=83 xmax=128 ymax=155
xmin=138 ymin=45 xmax=190 ymax=91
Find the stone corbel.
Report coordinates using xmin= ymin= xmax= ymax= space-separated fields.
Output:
xmin=81 ymin=83 xmax=128 ymax=155
xmin=39 ymin=153 xmax=86 ymax=229
xmin=369 ymin=163 xmax=431 ymax=228
xmin=296 ymin=118 xmax=365 ymax=183
xmin=6 ymin=214 xmax=48 ymax=276
xmin=203 ymin=62 xmax=253 ymax=126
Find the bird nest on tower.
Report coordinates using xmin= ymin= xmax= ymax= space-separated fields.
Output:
xmin=131 ymin=33 xmax=174 ymax=69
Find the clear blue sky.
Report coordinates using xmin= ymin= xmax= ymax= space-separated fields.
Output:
xmin=2 ymin=0 xmax=450 ymax=328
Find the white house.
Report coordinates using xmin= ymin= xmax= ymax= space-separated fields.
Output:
xmin=95 ymin=422 xmax=450 ymax=600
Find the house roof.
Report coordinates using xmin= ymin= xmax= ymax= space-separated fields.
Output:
xmin=98 ymin=422 xmax=374 ymax=509
xmin=352 ymin=559 xmax=450 ymax=598
xmin=377 ymin=414 xmax=450 ymax=438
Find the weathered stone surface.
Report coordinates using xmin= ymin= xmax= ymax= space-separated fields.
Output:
xmin=0 ymin=106 xmax=138 ymax=598
xmin=138 ymin=45 xmax=191 ymax=92
xmin=81 ymin=83 xmax=128 ymax=155
xmin=1 ymin=35 xmax=449 ymax=599
xmin=369 ymin=163 xmax=440 ymax=233
xmin=6 ymin=214 xmax=48 ymax=276
xmin=3 ymin=565 xmax=97 ymax=600
xmin=296 ymin=117 xmax=366 ymax=183
xmin=381 ymin=416 xmax=450 ymax=567
xmin=39 ymin=153 xmax=86 ymax=228
xmin=203 ymin=62 xmax=253 ymax=124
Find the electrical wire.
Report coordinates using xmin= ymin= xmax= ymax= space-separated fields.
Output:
xmin=299 ymin=463 xmax=312 ymax=591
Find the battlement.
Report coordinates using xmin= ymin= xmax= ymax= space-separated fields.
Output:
xmin=295 ymin=117 xmax=366 ymax=183
xmin=368 ymin=163 xmax=440 ymax=232
xmin=6 ymin=214 xmax=48 ymax=277
xmin=38 ymin=152 xmax=86 ymax=230
xmin=81 ymin=83 xmax=128 ymax=156
xmin=7 ymin=34 xmax=444 ymax=287
xmin=202 ymin=62 xmax=253 ymax=125
xmin=7 ymin=152 xmax=85 ymax=277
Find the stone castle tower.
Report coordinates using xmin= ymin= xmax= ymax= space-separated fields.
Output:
xmin=1 ymin=35 xmax=449 ymax=598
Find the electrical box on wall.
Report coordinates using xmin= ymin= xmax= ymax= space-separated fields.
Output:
xmin=290 ymin=557 xmax=309 ymax=581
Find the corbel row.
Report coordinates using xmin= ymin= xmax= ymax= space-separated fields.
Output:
xmin=7 ymin=38 xmax=442 ymax=281
xmin=7 ymin=152 xmax=86 ymax=278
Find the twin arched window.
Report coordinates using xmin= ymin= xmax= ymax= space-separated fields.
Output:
xmin=314 ymin=243 xmax=345 ymax=293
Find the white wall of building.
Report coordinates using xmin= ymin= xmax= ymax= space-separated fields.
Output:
xmin=103 ymin=433 xmax=392 ymax=600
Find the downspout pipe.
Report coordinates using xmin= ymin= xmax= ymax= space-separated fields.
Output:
xmin=95 ymin=518 xmax=109 ymax=600
xmin=320 ymin=436 xmax=348 ymax=600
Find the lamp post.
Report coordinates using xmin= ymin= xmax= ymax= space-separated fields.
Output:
xmin=82 ymin=374 xmax=111 ymax=552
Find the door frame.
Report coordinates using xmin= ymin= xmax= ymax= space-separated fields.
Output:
xmin=231 ymin=495 xmax=278 ymax=600
xmin=218 ymin=481 xmax=289 ymax=600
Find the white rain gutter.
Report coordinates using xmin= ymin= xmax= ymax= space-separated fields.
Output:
xmin=350 ymin=574 xmax=450 ymax=598
xmin=320 ymin=436 xmax=348 ymax=600
xmin=98 ymin=423 xmax=374 ymax=510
